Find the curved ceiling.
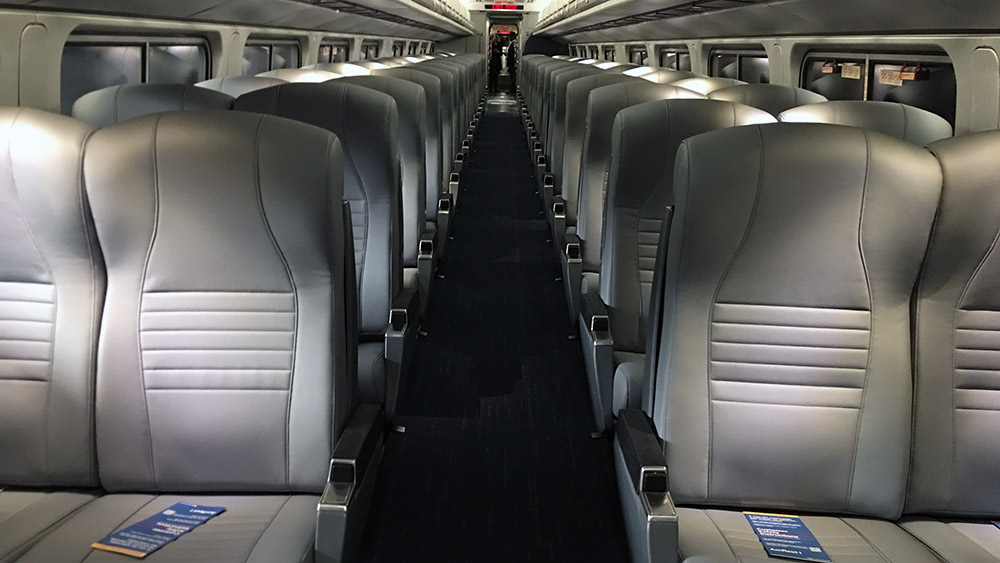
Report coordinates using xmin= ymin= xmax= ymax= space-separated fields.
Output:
xmin=0 ymin=0 xmax=476 ymax=40
xmin=535 ymin=0 xmax=1000 ymax=42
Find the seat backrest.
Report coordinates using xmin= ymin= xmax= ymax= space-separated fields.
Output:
xmin=0 ymin=108 xmax=101 ymax=488
xmin=602 ymin=100 xmax=774 ymax=354
xmin=310 ymin=62 xmax=371 ymax=76
xmin=547 ymin=66 xmax=603 ymax=177
xmin=196 ymin=76 xmax=286 ymax=97
xmin=779 ymin=100 xmax=953 ymax=145
xmin=72 ymin=84 xmax=234 ymax=127
xmin=907 ymin=130 xmax=1000 ymax=516
xmin=603 ymin=63 xmax=640 ymax=74
xmin=631 ymin=69 xmax=700 ymax=84
xmin=84 ymin=111 xmax=351 ymax=493
xmin=649 ymin=123 xmax=941 ymax=518
xmin=539 ymin=61 xmax=579 ymax=144
xmin=338 ymin=75 xmax=426 ymax=268
xmin=671 ymin=77 xmax=746 ymax=95
xmin=355 ymin=61 xmax=391 ymax=71
xmin=374 ymin=67 xmax=444 ymax=220
xmin=418 ymin=60 xmax=465 ymax=155
xmin=709 ymin=83 xmax=827 ymax=116
xmin=256 ymin=68 xmax=340 ymax=83
xmin=576 ymin=82 xmax=705 ymax=271
xmin=559 ymin=74 xmax=638 ymax=224
xmin=235 ymin=82 xmax=401 ymax=337
xmin=405 ymin=65 xmax=457 ymax=173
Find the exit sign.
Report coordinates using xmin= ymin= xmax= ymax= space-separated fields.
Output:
xmin=487 ymin=4 xmax=524 ymax=9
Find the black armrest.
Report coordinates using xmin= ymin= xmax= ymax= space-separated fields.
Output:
xmin=387 ymin=287 xmax=419 ymax=336
xmin=616 ymin=408 xmax=668 ymax=494
xmin=580 ymin=291 xmax=611 ymax=339
xmin=317 ymin=404 xmax=386 ymax=561
xmin=326 ymin=404 xmax=385 ymax=490
xmin=418 ymin=228 xmax=437 ymax=260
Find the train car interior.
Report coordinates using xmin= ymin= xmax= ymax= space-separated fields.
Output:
xmin=2 ymin=0 xmax=1000 ymax=561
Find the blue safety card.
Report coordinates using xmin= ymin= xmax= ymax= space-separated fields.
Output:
xmin=744 ymin=512 xmax=832 ymax=562
xmin=91 ymin=502 xmax=225 ymax=558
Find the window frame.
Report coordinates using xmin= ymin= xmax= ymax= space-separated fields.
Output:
xmin=602 ymin=46 xmax=616 ymax=62
xmin=657 ymin=45 xmax=690 ymax=70
xmin=709 ymin=47 xmax=768 ymax=82
xmin=61 ymin=34 xmax=210 ymax=114
xmin=628 ymin=45 xmax=648 ymax=66
xmin=63 ymin=34 xmax=210 ymax=83
xmin=244 ymin=38 xmax=301 ymax=74
xmin=801 ymin=49 xmax=953 ymax=102
xmin=360 ymin=40 xmax=381 ymax=60
xmin=318 ymin=39 xmax=350 ymax=64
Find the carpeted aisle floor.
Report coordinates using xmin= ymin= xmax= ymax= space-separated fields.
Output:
xmin=358 ymin=94 xmax=630 ymax=562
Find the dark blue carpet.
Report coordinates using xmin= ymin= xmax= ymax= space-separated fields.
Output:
xmin=359 ymin=96 xmax=630 ymax=562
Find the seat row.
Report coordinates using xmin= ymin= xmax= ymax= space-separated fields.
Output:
xmin=1 ymin=107 xmax=362 ymax=562
xmin=66 ymin=53 xmax=487 ymax=420
xmin=523 ymin=55 xmax=1000 ymax=561
xmin=0 ymin=52 xmax=487 ymax=563
xmin=517 ymin=54 xmax=953 ymax=435
xmin=611 ymin=120 xmax=1000 ymax=563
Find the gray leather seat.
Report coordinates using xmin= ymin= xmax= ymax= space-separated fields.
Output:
xmin=545 ymin=73 xmax=636 ymax=229
xmin=546 ymin=66 xmax=603 ymax=183
xmin=373 ymin=67 xmax=446 ymax=222
xmin=256 ymin=68 xmax=340 ymax=82
xmin=308 ymin=62 xmax=371 ymax=76
xmin=579 ymin=99 xmax=774 ymax=432
xmin=71 ymin=84 xmax=233 ymax=127
xmin=196 ymin=75 xmax=286 ymax=97
xmin=779 ymin=100 xmax=953 ymax=145
xmin=416 ymin=60 xmax=466 ymax=168
xmin=405 ymin=64 xmax=458 ymax=179
xmin=562 ymin=81 xmax=705 ymax=322
xmin=337 ymin=75 xmax=431 ymax=295
xmin=612 ymin=123 xmax=943 ymax=562
xmin=628 ymin=69 xmax=700 ymax=84
xmin=235 ymin=83 xmax=417 ymax=418
xmin=17 ymin=110 xmax=357 ymax=562
xmin=670 ymin=77 xmax=745 ymax=95
xmin=901 ymin=130 xmax=1000 ymax=560
xmin=708 ymin=83 xmax=827 ymax=116
xmin=0 ymin=108 xmax=102 ymax=561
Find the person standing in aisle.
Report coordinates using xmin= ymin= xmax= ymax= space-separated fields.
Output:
xmin=489 ymin=35 xmax=502 ymax=93
xmin=506 ymin=38 xmax=518 ymax=94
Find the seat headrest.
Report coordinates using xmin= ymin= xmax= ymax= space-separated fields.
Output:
xmin=308 ymin=62 xmax=371 ymax=76
xmin=256 ymin=69 xmax=340 ymax=83
xmin=671 ymin=77 xmax=746 ymax=95
xmin=709 ymin=84 xmax=828 ymax=117
xmin=72 ymin=84 xmax=234 ymax=127
xmin=778 ymin=100 xmax=952 ymax=145
xmin=196 ymin=76 xmax=286 ymax=98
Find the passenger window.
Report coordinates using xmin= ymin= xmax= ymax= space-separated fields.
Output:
xmin=802 ymin=58 xmax=866 ymax=101
xmin=658 ymin=47 xmax=691 ymax=71
xmin=61 ymin=39 xmax=208 ymax=115
xmin=628 ymin=46 xmax=647 ymax=65
xmin=361 ymin=41 xmax=380 ymax=60
xmin=589 ymin=45 xmax=598 ymax=59
xmin=392 ymin=42 xmax=405 ymax=57
xmin=319 ymin=41 xmax=349 ymax=64
xmin=242 ymin=40 xmax=300 ymax=75
xmin=408 ymin=43 xmax=417 ymax=56
xmin=603 ymin=46 xmax=615 ymax=62
xmin=801 ymin=52 xmax=956 ymax=126
xmin=711 ymin=49 xmax=769 ymax=83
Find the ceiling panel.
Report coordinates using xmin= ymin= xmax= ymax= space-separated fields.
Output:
xmin=539 ymin=0 xmax=1000 ymax=42
xmin=0 ymin=0 xmax=471 ymax=38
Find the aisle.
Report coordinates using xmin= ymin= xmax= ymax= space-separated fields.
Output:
xmin=359 ymin=94 xmax=629 ymax=562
